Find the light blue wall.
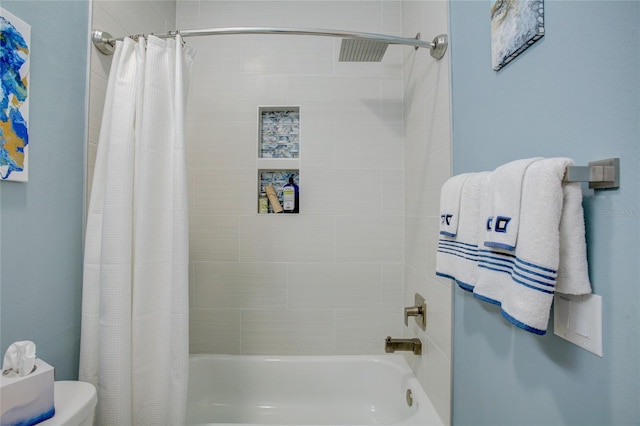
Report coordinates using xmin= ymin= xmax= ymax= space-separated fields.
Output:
xmin=450 ymin=1 xmax=639 ymax=425
xmin=1 ymin=1 xmax=89 ymax=380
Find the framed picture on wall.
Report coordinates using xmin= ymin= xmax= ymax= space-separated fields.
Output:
xmin=1 ymin=8 xmax=30 ymax=182
xmin=491 ymin=0 xmax=545 ymax=71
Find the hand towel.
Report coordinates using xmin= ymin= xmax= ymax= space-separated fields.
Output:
xmin=439 ymin=173 xmax=472 ymax=237
xmin=437 ymin=172 xmax=490 ymax=292
xmin=484 ymin=157 xmax=542 ymax=251
xmin=473 ymin=173 xmax=514 ymax=305
xmin=555 ymin=182 xmax=592 ymax=295
xmin=500 ymin=158 xmax=591 ymax=335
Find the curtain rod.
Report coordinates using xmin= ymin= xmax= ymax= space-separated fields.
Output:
xmin=91 ymin=27 xmax=448 ymax=61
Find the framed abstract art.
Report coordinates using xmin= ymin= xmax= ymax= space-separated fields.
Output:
xmin=491 ymin=0 xmax=545 ymax=71
xmin=1 ymin=8 xmax=30 ymax=182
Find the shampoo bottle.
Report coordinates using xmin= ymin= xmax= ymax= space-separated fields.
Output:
xmin=282 ymin=177 xmax=299 ymax=213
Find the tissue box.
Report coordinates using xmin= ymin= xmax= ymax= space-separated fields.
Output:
xmin=1 ymin=359 xmax=54 ymax=426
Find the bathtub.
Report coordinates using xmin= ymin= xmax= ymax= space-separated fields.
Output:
xmin=187 ymin=354 xmax=443 ymax=426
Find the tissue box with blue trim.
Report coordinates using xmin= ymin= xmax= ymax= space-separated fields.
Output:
xmin=1 ymin=359 xmax=55 ymax=426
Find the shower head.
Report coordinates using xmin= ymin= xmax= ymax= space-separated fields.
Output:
xmin=339 ymin=39 xmax=389 ymax=62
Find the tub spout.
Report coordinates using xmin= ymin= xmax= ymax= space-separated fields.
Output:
xmin=384 ymin=336 xmax=422 ymax=355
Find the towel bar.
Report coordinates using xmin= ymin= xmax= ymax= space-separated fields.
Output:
xmin=564 ymin=158 xmax=619 ymax=190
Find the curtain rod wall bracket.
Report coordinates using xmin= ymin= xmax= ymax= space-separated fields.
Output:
xmin=92 ymin=30 xmax=116 ymax=55
xmin=430 ymin=34 xmax=448 ymax=60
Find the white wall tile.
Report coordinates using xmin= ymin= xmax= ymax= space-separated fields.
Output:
xmin=286 ymin=76 xmax=384 ymax=122
xmin=239 ymin=215 xmax=335 ymax=263
xmin=336 ymin=216 xmax=403 ymax=263
xmin=198 ymin=1 xmax=292 ymax=28
xmin=287 ymin=263 xmax=382 ymax=309
xmin=188 ymin=37 xmax=245 ymax=76
xmin=382 ymin=263 xmax=404 ymax=309
xmin=150 ymin=0 xmax=176 ymax=30
xmin=381 ymin=1 xmax=403 ymax=34
xmin=405 ymin=144 xmax=450 ymax=218
xmin=176 ymin=0 xmax=199 ymax=28
xmin=289 ymin=1 xmax=381 ymax=32
xmin=298 ymin=121 xmax=334 ymax=170
xmin=192 ymin=168 xmax=257 ymax=216
xmin=241 ymin=310 xmax=334 ymax=355
xmin=190 ymin=215 xmax=239 ymax=261
xmin=334 ymin=121 xmax=403 ymax=169
xmin=242 ymin=36 xmax=334 ymax=76
xmin=98 ymin=0 xmax=167 ymax=36
xmin=188 ymin=74 xmax=288 ymax=122
xmin=335 ymin=309 xmax=402 ymax=354
xmin=301 ymin=169 xmax=381 ymax=216
xmin=88 ymin=72 xmax=107 ymax=137
xmin=381 ymin=77 xmax=405 ymax=122
xmin=185 ymin=120 xmax=256 ymax=169
xmin=382 ymin=169 xmax=404 ymax=216
xmin=405 ymin=215 xmax=428 ymax=274
xmin=190 ymin=308 xmax=241 ymax=354
xmin=193 ymin=262 xmax=287 ymax=309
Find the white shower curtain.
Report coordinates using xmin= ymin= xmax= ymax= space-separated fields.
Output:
xmin=80 ymin=35 xmax=194 ymax=425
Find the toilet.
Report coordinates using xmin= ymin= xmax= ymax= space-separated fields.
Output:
xmin=40 ymin=381 xmax=97 ymax=426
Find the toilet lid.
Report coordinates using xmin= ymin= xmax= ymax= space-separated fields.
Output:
xmin=39 ymin=381 xmax=97 ymax=425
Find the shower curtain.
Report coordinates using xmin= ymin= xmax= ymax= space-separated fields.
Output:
xmin=80 ymin=35 xmax=194 ymax=425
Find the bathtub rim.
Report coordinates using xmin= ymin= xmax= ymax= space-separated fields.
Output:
xmin=187 ymin=353 xmax=443 ymax=426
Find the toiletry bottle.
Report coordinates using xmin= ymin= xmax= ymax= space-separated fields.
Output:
xmin=282 ymin=177 xmax=299 ymax=213
xmin=258 ymin=191 xmax=268 ymax=214
xmin=265 ymin=184 xmax=283 ymax=213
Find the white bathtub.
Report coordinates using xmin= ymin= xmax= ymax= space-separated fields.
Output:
xmin=187 ymin=354 xmax=443 ymax=426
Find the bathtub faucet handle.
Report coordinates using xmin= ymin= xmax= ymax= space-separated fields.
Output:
xmin=404 ymin=293 xmax=427 ymax=330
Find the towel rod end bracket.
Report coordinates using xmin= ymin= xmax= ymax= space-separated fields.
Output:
xmin=588 ymin=158 xmax=619 ymax=190
xmin=564 ymin=158 xmax=619 ymax=190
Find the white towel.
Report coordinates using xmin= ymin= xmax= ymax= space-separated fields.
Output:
xmin=437 ymin=172 xmax=490 ymax=292
xmin=484 ymin=158 xmax=542 ymax=251
xmin=474 ymin=247 xmax=515 ymax=305
xmin=439 ymin=173 xmax=472 ymax=238
xmin=473 ymin=173 xmax=514 ymax=305
xmin=500 ymin=158 xmax=591 ymax=335
xmin=556 ymin=182 xmax=592 ymax=295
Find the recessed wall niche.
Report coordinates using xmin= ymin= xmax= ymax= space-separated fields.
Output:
xmin=259 ymin=107 xmax=300 ymax=158
xmin=257 ymin=106 xmax=300 ymax=214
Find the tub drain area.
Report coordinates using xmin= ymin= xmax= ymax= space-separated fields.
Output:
xmin=406 ymin=389 xmax=413 ymax=407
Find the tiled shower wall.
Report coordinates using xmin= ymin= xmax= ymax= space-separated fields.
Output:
xmin=401 ymin=1 xmax=452 ymax=423
xmin=178 ymin=0 xmax=406 ymax=355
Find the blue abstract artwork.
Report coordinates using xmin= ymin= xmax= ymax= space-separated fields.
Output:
xmin=1 ymin=8 xmax=30 ymax=181
xmin=491 ymin=0 xmax=544 ymax=71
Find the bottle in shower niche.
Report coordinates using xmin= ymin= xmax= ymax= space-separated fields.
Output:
xmin=258 ymin=191 xmax=269 ymax=214
xmin=265 ymin=184 xmax=284 ymax=213
xmin=282 ymin=177 xmax=299 ymax=213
